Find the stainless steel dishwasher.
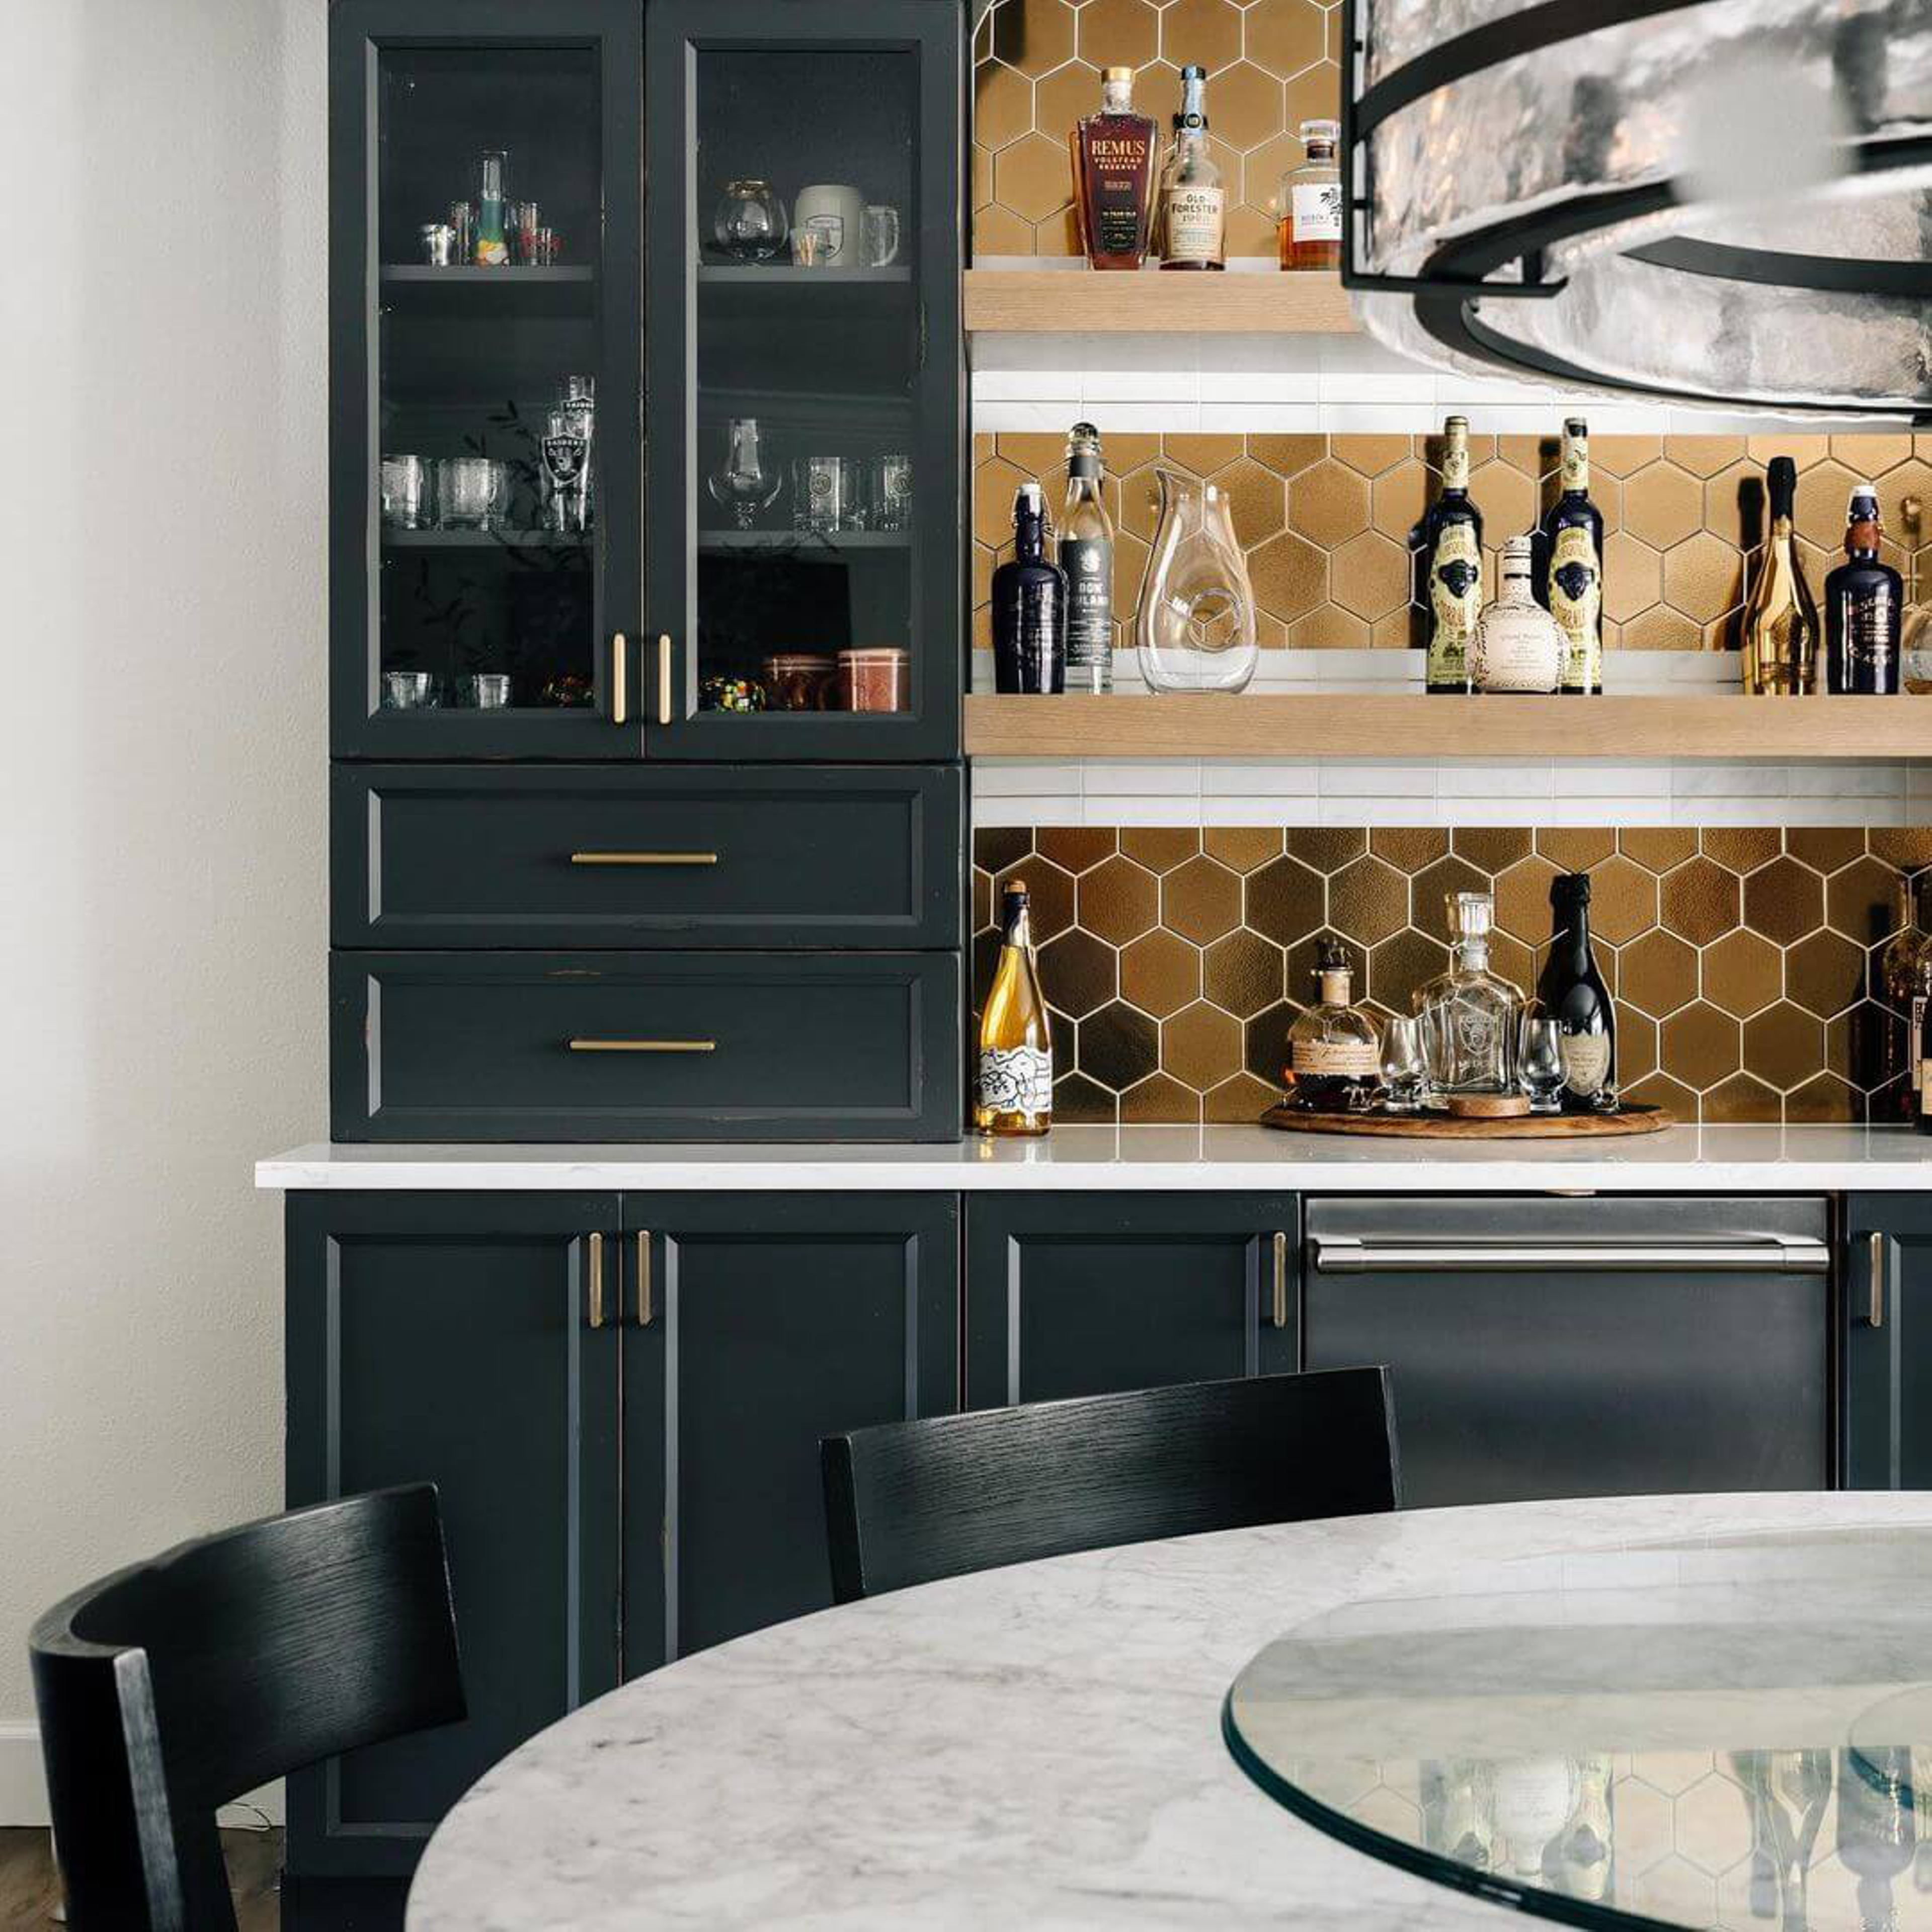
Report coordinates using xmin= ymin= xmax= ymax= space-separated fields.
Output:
xmin=1302 ymin=1196 xmax=1831 ymax=1507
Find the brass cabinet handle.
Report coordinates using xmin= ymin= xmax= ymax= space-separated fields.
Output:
xmin=611 ymin=631 xmax=628 ymax=724
xmin=1869 ymin=1230 xmax=1888 ymax=1328
xmin=657 ymin=632 xmax=672 ymax=725
xmin=569 ymin=851 xmax=718 ymax=867
xmin=568 ymin=1037 xmax=716 ymax=1053
xmin=1271 ymin=1231 xmax=1288 ymax=1330
xmin=588 ymin=1231 xmax=607 ymax=1329
xmin=636 ymin=1230 xmax=653 ymax=1328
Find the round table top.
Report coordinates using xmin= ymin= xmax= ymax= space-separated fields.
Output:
xmin=407 ymin=1494 xmax=1932 ymax=1931
xmin=1226 ymin=1521 xmax=1932 ymax=1930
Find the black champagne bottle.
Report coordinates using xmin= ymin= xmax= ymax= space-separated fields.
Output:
xmin=991 ymin=481 xmax=1068 ymax=694
xmin=1536 ymin=871 xmax=1616 ymax=1110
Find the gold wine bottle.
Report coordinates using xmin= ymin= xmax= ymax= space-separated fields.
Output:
xmin=975 ymin=880 xmax=1053 ymax=1136
xmin=1740 ymin=455 xmax=1818 ymax=694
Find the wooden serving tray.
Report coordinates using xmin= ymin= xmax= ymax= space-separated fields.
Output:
xmin=1259 ymin=1103 xmax=1676 ymax=1140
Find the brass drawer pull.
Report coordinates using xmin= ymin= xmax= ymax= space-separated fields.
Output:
xmin=1869 ymin=1230 xmax=1888 ymax=1328
xmin=568 ymin=1037 xmax=716 ymax=1054
xmin=1272 ymin=1230 xmax=1288 ymax=1330
xmin=588 ymin=1231 xmax=607 ymax=1329
xmin=611 ymin=631 xmax=628 ymax=724
xmin=636 ymin=1230 xmax=653 ymax=1327
xmin=569 ymin=851 xmax=718 ymax=867
xmin=657 ymin=633 xmax=673 ymax=725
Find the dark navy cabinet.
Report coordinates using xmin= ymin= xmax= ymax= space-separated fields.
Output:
xmin=964 ymin=1195 xmax=1301 ymax=1408
xmin=1844 ymin=1193 xmax=1932 ymax=1488
xmin=284 ymin=1189 xmax=958 ymax=1890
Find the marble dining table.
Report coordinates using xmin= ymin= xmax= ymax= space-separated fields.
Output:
xmin=407 ymin=1492 xmax=1932 ymax=1930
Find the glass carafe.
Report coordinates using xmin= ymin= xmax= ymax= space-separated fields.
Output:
xmin=1415 ymin=892 xmax=1523 ymax=1102
xmin=1134 ymin=467 xmax=1258 ymax=693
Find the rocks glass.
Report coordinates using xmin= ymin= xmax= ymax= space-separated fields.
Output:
xmin=867 ymin=453 xmax=912 ymax=532
xmin=380 ymin=455 xmax=430 ymax=529
xmin=792 ymin=456 xmax=862 ymax=535
xmin=436 ymin=457 xmax=506 ymax=532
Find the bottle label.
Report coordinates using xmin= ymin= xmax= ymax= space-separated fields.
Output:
xmin=978 ymin=1045 xmax=1052 ymax=1115
xmin=1550 ymin=523 xmax=1602 ymax=692
xmin=995 ymin=577 xmax=1065 ymax=693
xmin=1471 ymin=610 xmax=1561 ymax=693
xmin=1561 ymin=437 xmax=1589 ymax=494
xmin=1559 ymin=1032 xmax=1612 ymax=1099
xmin=1291 ymin=183 xmax=1342 ymax=244
xmin=1293 ymin=1039 xmax=1380 ymax=1078
xmin=1060 ymin=535 xmax=1113 ymax=678
xmin=1428 ymin=522 xmax=1481 ymax=684
xmin=1840 ymin=585 xmax=1899 ymax=683
xmin=1914 ymin=994 xmax=1927 ymax=1097
xmin=1165 ymin=186 xmax=1224 ymax=263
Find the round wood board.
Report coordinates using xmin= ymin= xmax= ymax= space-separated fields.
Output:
xmin=1259 ymin=1102 xmax=1676 ymax=1140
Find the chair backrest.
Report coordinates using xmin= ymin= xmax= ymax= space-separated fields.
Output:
xmin=821 ymin=1366 xmax=1399 ymax=1604
xmin=29 ymin=1484 xmax=464 ymax=1932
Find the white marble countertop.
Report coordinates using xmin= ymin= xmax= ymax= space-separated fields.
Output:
xmin=406 ymin=1492 xmax=1932 ymax=1932
xmin=259 ymin=1122 xmax=1932 ymax=1191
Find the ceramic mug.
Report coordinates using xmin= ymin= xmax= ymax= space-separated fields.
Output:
xmin=792 ymin=183 xmax=864 ymax=269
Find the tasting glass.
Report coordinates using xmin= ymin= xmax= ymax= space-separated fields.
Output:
xmin=860 ymin=204 xmax=901 ymax=268
xmin=867 ymin=453 xmax=912 ymax=532
xmin=792 ymin=456 xmax=863 ymax=534
xmin=1377 ymin=1014 xmax=1427 ymax=1113
xmin=380 ymin=455 xmax=430 ymax=530
xmin=455 ymin=672 xmax=513 ymax=708
xmin=382 ymin=670 xmax=440 ymax=710
xmin=713 ymin=179 xmax=789 ymax=262
xmin=436 ymin=456 xmax=507 ymax=531
xmin=707 ymin=418 xmax=782 ymax=529
xmin=1519 ymin=1017 xmax=1567 ymax=1115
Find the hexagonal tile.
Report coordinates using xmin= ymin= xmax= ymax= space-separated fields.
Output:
xmin=1328 ymin=856 xmax=1408 ymax=946
xmin=1078 ymin=854 xmax=1159 ymax=944
xmin=1663 ymin=435 xmax=1746 ymax=479
xmin=1602 ymin=531 xmax=1661 ymax=623
xmin=1368 ymin=928 xmax=1445 ymax=1015
xmin=1621 ymin=606 xmax=1702 ymax=651
xmin=1163 ymin=999 xmax=1242 ymax=1088
xmin=1786 ymin=828 xmax=1866 ymax=874
xmin=1037 ymin=927 xmax=1117 ymax=1018
xmin=1245 ymin=1001 xmax=1295 ymax=1084
xmin=988 ymin=0 xmax=1077 ymax=75
xmin=1331 ymin=435 xmax=1412 ymax=480
xmin=1370 ymin=827 xmax=1448 ymax=872
xmin=1467 ymin=459 xmax=1537 ymax=540
xmin=1208 ymin=58 xmax=1284 ymax=146
xmin=1628 ymin=1071 xmax=1698 ymax=1121
xmin=1203 ymin=827 xmax=1282 ymax=874
xmin=1702 ymin=930 xmax=1781 ymax=1018
xmin=1661 ymin=1002 xmax=1741 ymax=1089
xmin=1326 ymin=531 xmax=1409 ymax=622
xmin=976 ymin=826 xmax=1032 ymax=874
xmin=1210 ymin=455 xmax=1286 ymax=548
xmin=1286 ymin=828 xmax=1365 ymax=868
xmin=1662 ymin=532 xmax=1745 ymax=624
xmin=1204 ymin=1071 xmax=1279 ymax=1122
xmin=1244 ymin=0 xmax=1327 ymax=78
xmin=1659 ymin=855 xmax=1740 ymax=946
xmin=1118 ymin=929 xmax=1198 ymax=1018
xmin=1287 ymin=459 xmax=1370 ymax=548
xmin=1076 ymin=0 xmax=1159 ymax=68
xmin=1794 ymin=459 xmax=1863 ymax=550
xmin=1164 ymin=854 xmax=1242 ymax=943
xmin=1248 ymin=528 xmax=1327 ymax=621
xmin=1620 ymin=1007 xmax=1659 ymax=1086
xmin=1622 ymin=462 xmax=1703 ymax=548
xmin=1703 ymin=1072 xmax=1779 ymax=1122
xmin=1370 ymin=461 xmax=1430 ymax=545
xmin=1246 ymin=854 xmax=1325 ymax=945
xmin=1160 ymin=0 xmax=1243 ymax=69
xmin=1620 ymin=930 xmax=1698 ymax=1018
xmin=1120 ymin=827 xmax=1200 ymax=873
xmin=1538 ymin=828 xmax=1616 ymax=871
xmin=1494 ymin=855 xmax=1559 ymax=943
xmin=1743 ymin=1002 xmax=1825 ymax=1091
xmin=1788 ymin=1072 xmax=1858 ymax=1121
xmin=1452 ymin=827 xmax=1533 ymax=873
xmin=974 ymin=455 xmax=1029 ymax=547
xmin=974 ymin=59 xmax=1035 ymax=149
xmin=1588 ymin=854 xmax=1659 ymax=944
xmin=1743 ymin=855 xmax=1823 ymax=944
xmin=1033 ymin=60 xmax=1108 ymax=151
xmin=1699 ymin=828 xmax=1781 ymax=875
xmin=1052 ymin=1069 xmax=1115 ymax=1122
xmin=1619 ymin=828 xmax=1697 ymax=875
xmin=1834 ymin=429 xmax=1915 ymax=474
xmin=991 ymin=857 xmax=1074 ymax=941
xmin=1412 ymin=856 xmax=1489 ymax=942
xmin=1247 ymin=432 xmax=1326 ymax=478
xmin=1827 ymin=854 xmax=1903 ymax=944
xmin=994 ymin=129 xmax=1075 ymax=222
xmin=1119 ymin=1070 xmax=1200 ymax=1122
xmin=1078 ymin=999 xmax=1159 ymax=1089
xmin=1202 ymin=930 xmax=1282 ymax=1017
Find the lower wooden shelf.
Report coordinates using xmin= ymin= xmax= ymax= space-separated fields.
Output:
xmin=964 ymin=693 xmax=1932 ymax=761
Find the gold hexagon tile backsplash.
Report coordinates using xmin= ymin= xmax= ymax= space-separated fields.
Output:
xmin=972 ymin=432 xmax=1932 ymax=653
xmin=973 ymin=0 xmax=1338 ymax=256
xmin=973 ymin=826 xmax=1932 ymax=1125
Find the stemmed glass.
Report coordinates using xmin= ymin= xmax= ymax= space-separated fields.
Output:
xmin=1519 ymin=1017 xmax=1567 ymax=1115
xmin=707 ymin=418 xmax=782 ymax=529
xmin=1378 ymin=1014 xmax=1427 ymax=1113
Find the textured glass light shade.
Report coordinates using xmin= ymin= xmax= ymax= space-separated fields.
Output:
xmin=1346 ymin=0 xmax=1932 ymax=417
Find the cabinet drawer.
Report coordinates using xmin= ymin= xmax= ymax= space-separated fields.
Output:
xmin=332 ymin=765 xmax=962 ymax=950
xmin=331 ymin=951 xmax=961 ymax=1142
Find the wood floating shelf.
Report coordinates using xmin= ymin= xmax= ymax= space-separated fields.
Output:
xmin=964 ymin=694 xmax=1932 ymax=762
xmin=963 ymin=269 xmax=1357 ymax=334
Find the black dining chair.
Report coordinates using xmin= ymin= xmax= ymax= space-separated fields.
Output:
xmin=29 ymin=1483 xmax=465 ymax=1932
xmin=821 ymin=1365 xmax=1399 ymax=1603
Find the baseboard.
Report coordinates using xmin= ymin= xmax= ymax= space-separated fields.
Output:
xmin=0 ymin=1722 xmax=284 ymax=1829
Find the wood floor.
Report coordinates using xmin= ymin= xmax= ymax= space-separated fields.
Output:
xmin=0 ymin=1826 xmax=283 ymax=1928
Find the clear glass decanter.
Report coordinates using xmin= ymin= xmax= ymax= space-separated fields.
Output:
xmin=1134 ymin=467 xmax=1258 ymax=693
xmin=1414 ymin=892 xmax=1523 ymax=1102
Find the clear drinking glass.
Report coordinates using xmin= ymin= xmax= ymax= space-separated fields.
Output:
xmin=1378 ymin=1014 xmax=1427 ymax=1113
xmin=1519 ymin=1017 xmax=1567 ymax=1114
xmin=454 ymin=672 xmax=513 ymax=708
xmin=382 ymin=669 xmax=440 ymax=710
xmin=792 ymin=455 xmax=863 ymax=534
xmin=867 ymin=453 xmax=912 ymax=531
xmin=707 ymin=418 xmax=781 ymax=529
xmin=436 ymin=457 xmax=506 ymax=531
xmin=380 ymin=454 xmax=429 ymax=529
xmin=860 ymin=204 xmax=901 ymax=267
xmin=1134 ymin=467 xmax=1259 ymax=693
xmin=714 ymin=179 xmax=789 ymax=262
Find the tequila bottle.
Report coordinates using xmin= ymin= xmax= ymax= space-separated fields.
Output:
xmin=1415 ymin=892 xmax=1523 ymax=1102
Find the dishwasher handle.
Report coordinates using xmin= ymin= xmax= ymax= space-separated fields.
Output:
xmin=1309 ymin=1236 xmax=1831 ymax=1275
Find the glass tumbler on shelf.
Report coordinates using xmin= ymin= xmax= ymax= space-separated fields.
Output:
xmin=381 ymin=670 xmax=440 ymax=710
xmin=380 ymin=454 xmax=429 ymax=529
xmin=860 ymin=204 xmax=901 ymax=268
xmin=707 ymin=418 xmax=781 ymax=529
xmin=867 ymin=453 xmax=912 ymax=532
xmin=792 ymin=455 xmax=863 ymax=535
xmin=1518 ymin=1017 xmax=1567 ymax=1114
xmin=1134 ymin=467 xmax=1258 ymax=693
xmin=1377 ymin=1014 xmax=1427 ymax=1113
xmin=713 ymin=179 xmax=789 ymax=262
xmin=436 ymin=457 xmax=506 ymax=531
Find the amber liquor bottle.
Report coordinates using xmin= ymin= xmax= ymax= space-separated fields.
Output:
xmin=1156 ymin=66 xmax=1224 ymax=271
xmin=1071 ymin=67 xmax=1156 ymax=271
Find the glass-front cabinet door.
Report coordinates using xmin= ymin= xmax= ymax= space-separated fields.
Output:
xmin=643 ymin=0 xmax=962 ymax=761
xmin=331 ymin=0 xmax=643 ymax=756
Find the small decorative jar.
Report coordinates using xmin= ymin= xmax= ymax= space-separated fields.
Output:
xmin=837 ymin=647 xmax=909 ymax=712
xmin=761 ymin=654 xmax=837 ymax=710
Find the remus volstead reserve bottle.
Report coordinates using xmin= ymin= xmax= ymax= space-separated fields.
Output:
xmin=991 ymin=482 xmax=1067 ymax=694
xmin=976 ymin=880 xmax=1052 ymax=1137
xmin=1071 ymin=67 xmax=1157 ymax=271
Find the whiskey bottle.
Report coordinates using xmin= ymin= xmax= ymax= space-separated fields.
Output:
xmin=1284 ymin=941 xmax=1380 ymax=1111
xmin=1278 ymin=118 xmax=1341 ymax=272
xmin=1739 ymin=455 xmax=1819 ymax=695
xmin=1825 ymin=484 xmax=1903 ymax=694
xmin=1059 ymin=423 xmax=1114 ymax=694
xmin=1071 ymin=67 xmax=1157 ymax=272
xmin=1414 ymin=893 xmax=1522 ymax=1106
xmin=991 ymin=482 xmax=1067 ymax=694
xmin=1157 ymin=67 xmax=1224 ymax=272
xmin=1469 ymin=534 xmax=1563 ymax=694
xmin=1419 ymin=416 xmax=1483 ymax=692
xmin=1538 ymin=417 xmax=1603 ymax=694
xmin=976 ymin=880 xmax=1052 ymax=1136
xmin=1535 ymin=872 xmax=1616 ymax=1110
xmin=1881 ymin=873 xmax=1931 ymax=1117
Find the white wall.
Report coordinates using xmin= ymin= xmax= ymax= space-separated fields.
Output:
xmin=0 ymin=0 xmax=327 ymax=1816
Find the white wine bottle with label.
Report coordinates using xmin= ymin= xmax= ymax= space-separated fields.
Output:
xmin=975 ymin=880 xmax=1053 ymax=1136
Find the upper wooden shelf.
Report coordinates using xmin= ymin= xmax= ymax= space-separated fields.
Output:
xmin=963 ymin=269 xmax=1357 ymax=334
xmin=965 ymin=694 xmax=1932 ymax=762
